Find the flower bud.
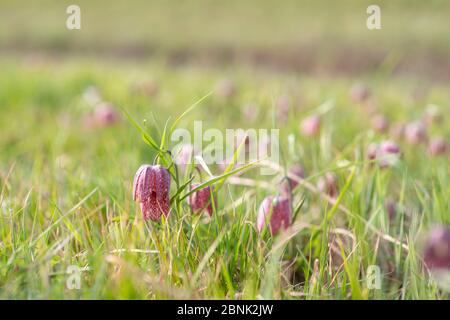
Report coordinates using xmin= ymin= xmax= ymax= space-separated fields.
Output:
xmin=276 ymin=95 xmax=290 ymax=123
xmin=423 ymin=226 xmax=450 ymax=270
xmin=390 ymin=122 xmax=405 ymax=140
xmin=300 ymin=115 xmax=321 ymax=137
xmin=133 ymin=164 xmax=171 ymax=221
xmin=378 ymin=140 xmax=401 ymax=168
xmin=280 ymin=164 xmax=305 ymax=197
xmin=94 ymin=103 xmax=120 ymax=126
xmin=404 ymin=121 xmax=427 ymax=145
xmin=188 ymin=184 xmax=216 ymax=216
xmin=428 ymin=137 xmax=448 ymax=157
xmin=257 ymin=196 xmax=292 ymax=235
xmin=384 ymin=198 xmax=397 ymax=221
xmin=216 ymin=79 xmax=236 ymax=99
xmin=317 ymin=173 xmax=339 ymax=199
xmin=350 ymin=83 xmax=370 ymax=103
xmin=242 ymin=103 xmax=259 ymax=122
xmin=371 ymin=114 xmax=389 ymax=133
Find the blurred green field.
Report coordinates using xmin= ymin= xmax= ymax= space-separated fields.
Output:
xmin=0 ymin=1 xmax=449 ymax=300
xmin=0 ymin=58 xmax=449 ymax=299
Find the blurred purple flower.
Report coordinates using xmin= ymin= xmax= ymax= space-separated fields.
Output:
xmin=300 ymin=115 xmax=321 ymax=137
xmin=428 ymin=137 xmax=448 ymax=157
xmin=216 ymin=79 xmax=236 ymax=99
xmin=188 ymin=184 xmax=216 ymax=216
xmin=257 ymin=196 xmax=292 ymax=235
xmin=423 ymin=226 xmax=450 ymax=270
xmin=276 ymin=95 xmax=290 ymax=123
xmin=350 ymin=83 xmax=370 ymax=103
xmin=280 ymin=164 xmax=305 ymax=197
xmin=390 ymin=122 xmax=405 ymax=140
xmin=371 ymin=114 xmax=389 ymax=134
xmin=404 ymin=121 xmax=427 ymax=145
xmin=317 ymin=173 xmax=339 ymax=199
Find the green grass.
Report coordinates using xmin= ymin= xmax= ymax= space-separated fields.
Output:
xmin=0 ymin=57 xmax=449 ymax=299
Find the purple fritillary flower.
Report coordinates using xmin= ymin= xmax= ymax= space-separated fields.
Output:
xmin=257 ymin=196 xmax=292 ymax=235
xmin=423 ymin=226 xmax=450 ymax=270
xmin=133 ymin=164 xmax=171 ymax=221
xmin=188 ymin=184 xmax=216 ymax=216
xmin=428 ymin=137 xmax=448 ymax=157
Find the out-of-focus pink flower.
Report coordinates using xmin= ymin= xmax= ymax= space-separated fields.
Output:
xmin=317 ymin=173 xmax=339 ymax=199
xmin=300 ymin=115 xmax=321 ymax=137
xmin=428 ymin=137 xmax=448 ymax=157
xmin=404 ymin=121 xmax=427 ymax=145
xmin=379 ymin=140 xmax=401 ymax=167
xmin=94 ymin=103 xmax=120 ymax=126
xmin=423 ymin=226 xmax=450 ymax=270
xmin=188 ymin=184 xmax=216 ymax=216
xmin=242 ymin=103 xmax=259 ymax=122
xmin=390 ymin=122 xmax=405 ymax=140
xmin=280 ymin=164 xmax=305 ymax=197
xmin=133 ymin=164 xmax=171 ymax=221
xmin=367 ymin=140 xmax=401 ymax=168
xmin=350 ymin=83 xmax=370 ymax=103
xmin=276 ymin=95 xmax=290 ymax=123
xmin=83 ymin=103 xmax=120 ymax=128
xmin=371 ymin=114 xmax=389 ymax=133
xmin=384 ymin=198 xmax=397 ymax=221
xmin=216 ymin=79 xmax=236 ymax=99
xmin=256 ymin=196 xmax=292 ymax=235
xmin=367 ymin=142 xmax=379 ymax=161
xmin=133 ymin=80 xmax=159 ymax=97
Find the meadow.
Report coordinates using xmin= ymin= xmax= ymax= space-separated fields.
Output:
xmin=0 ymin=0 xmax=449 ymax=300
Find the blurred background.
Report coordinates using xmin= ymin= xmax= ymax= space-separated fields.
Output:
xmin=1 ymin=0 xmax=449 ymax=80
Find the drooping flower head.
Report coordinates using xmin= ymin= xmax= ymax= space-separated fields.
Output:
xmin=371 ymin=114 xmax=389 ymax=134
xmin=349 ymin=83 xmax=370 ymax=103
xmin=317 ymin=173 xmax=339 ymax=199
xmin=216 ymin=79 xmax=236 ymax=99
xmin=280 ymin=164 xmax=305 ymax=197
xmin=384 ymin=198 xmax=397 ymax=221
xmin=428 ymin=137 xmax=448 ymax=157
xmin=133 ymin=164 xmax=171 ymax=221
xmin=378 ymin=140 xmax=401 ymax=168
xmin=390 ymin=122 xmax=405 ymax=140
xmin=133 ymin=80 xmax=159 ymax=97
xmin=300 ymin=115 xmax=321 ymax=137
xmin=83 ymin=102 xmax=120 ymax=128
xmin=242 ymin=103 xmax=259 ymax=123
xmin=257 ymin=196 xmax=292 ymax=235
xmin=366 ymin=140 xmax=401 ymax=168
xmin=276 ymin=95 xmax=290 ymax=123
xmin=188 ymin=184 xmax=216 ymax=216
xmin=404 ymin=121 xmax=427 ymax=145
xmin=94 ymin=103 xmax=120 ymax=126
xmin=423 ymin=226 xmax=450 ymax=270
